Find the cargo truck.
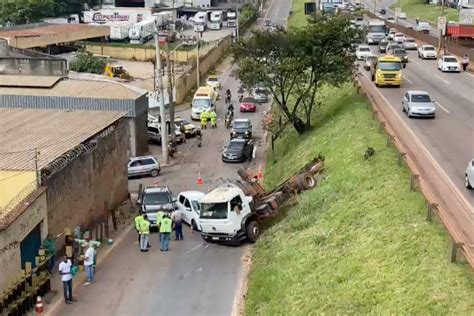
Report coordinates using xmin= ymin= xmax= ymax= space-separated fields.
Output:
xmin=109 ymin=22 xmax=132 ymax=41
xmin=209 ymin=11 xmax=224 ymax=30
xmin=194 ymin=11 xmax=208 ymax=32
xmin=365 ymin=19 xmax=387 ymax=44
xmin=200 ymin=156 xmax=324 ymax=245
xmin=129 ymin=18 xmax=156 ymax=44
xmin=227 ymin=10 xmax=237 ymax=27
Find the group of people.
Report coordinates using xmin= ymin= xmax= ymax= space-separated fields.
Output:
xmin=134 ymin=208 xmax=185 ymax=252
xmin=200 ymin=109 xmax=218 ymax=129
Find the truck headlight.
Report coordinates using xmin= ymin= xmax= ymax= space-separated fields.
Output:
xmin=397 ymin=72 xmax=402 ymax=78
xmin=245 ymin=131 xmax=249 ymax=135
xmin=377 ymin=72 xmax=383 ymax=78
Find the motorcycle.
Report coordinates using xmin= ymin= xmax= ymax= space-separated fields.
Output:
xmin=225 ymin=110 xmax=233 ymax=129
xmin=168 ymin=141 xmax=177 ymax=157
xmin=238 ymin=94 xmax=243 ymax=103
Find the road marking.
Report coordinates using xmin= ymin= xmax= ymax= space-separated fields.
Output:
xmin=410 ymin=59 xmax=420 ymax=65
xmin=434 ymin=101 xmax=450 ymax=114
xmin=465 ymin=71 xmax=474 ymax=79
xmin=185 ymin=242 xmax=204 ymax=254
xmin=252 ymin=146 xmax=257 ymax=159
xmin=435 ymin=75 xmax=450 ymax=84
xmin=264 ymin=0 xmax=275 ymax=19
xmin=403 ymin=75 xmax=414 ymax=84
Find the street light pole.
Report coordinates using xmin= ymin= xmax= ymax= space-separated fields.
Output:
xmin=396 ymin=0 xmax=400 ymax=26
xmin=154 ymin=29 xmax=168 ymax=164
xmin=438 ymin=0 xmax=445 ymax=54
xmin=236 ymin=4 xmax=240 ymax=41
xmin=196 ymin=31 xmax=201 ymax=88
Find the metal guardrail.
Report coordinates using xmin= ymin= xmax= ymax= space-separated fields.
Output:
xmin=355 ymin=73 xmax=474 ymax=267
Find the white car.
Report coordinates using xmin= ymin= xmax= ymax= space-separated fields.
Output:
xmin=398 ymin=12 xmax=407 ymax=19
xmin=387 ymin=29 xmax=397 ymax=40
xmin=176 ymin=191 xmax=205 ymax=231
xmin=418 ymin=45 xmax=437 ymax=59
xmin=393 ymin=32 xmax=405 ymax=44
xmin=437 ymin=55 xmax=461 ymax=72
xmin=402 ymin=90 xmax=436 ymax=119
xmin=466 ymin=159 xmax=474 ymax=190
xmin=417 ymin=22 xmax=431 ymax=33
xmin=356 ymin=45 xmax=372 ymax=60
xmin=403 ymin=38 xmax=418 ymax=50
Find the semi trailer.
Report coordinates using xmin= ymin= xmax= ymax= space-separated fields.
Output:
xmin=199 ymin=156 xmax=324 ymax=245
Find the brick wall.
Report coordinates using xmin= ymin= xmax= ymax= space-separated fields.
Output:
xmin=44 ymin=120 xmax=129 ymax=248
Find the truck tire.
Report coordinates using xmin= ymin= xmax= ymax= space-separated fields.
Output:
xmin=237 ymin=167 xmax=250 ymax=180
xmin=246 ymin=220 xmax=260 ymax=243
xmin=296 ymin=173 xmax=316 ymax=191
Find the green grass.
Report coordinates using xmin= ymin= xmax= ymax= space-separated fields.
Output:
xmin=288 ymin=0 xmax=309 ymax=29
xmin=244 ymin=84 xmax=474 ymax=315
xmin=390 ymin=0 xmax=459 ymax=25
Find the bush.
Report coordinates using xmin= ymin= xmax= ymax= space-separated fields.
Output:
xmin=70 ymin=52 xmax=107 ymax=74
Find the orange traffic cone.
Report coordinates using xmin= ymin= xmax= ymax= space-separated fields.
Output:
xmin=35 ymin=296 xmax=44 ymax=315
xmin=196 ymin=173 xmax=203 ymax=185
xmin=257 ymin=168 xmax=263 ymax=180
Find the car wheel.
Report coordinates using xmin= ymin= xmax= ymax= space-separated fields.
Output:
xmin=246 ymin=220 xmax=260 ymax=243
xmin=466 ymin=174 xmax=473 ymax=189
xmin=150 ymin=169 xmax=159 ymax=177
xmin=191 ymin=219 xmax=199 ymax=231
xmin=402 ymin=105 xmax=405 ymax=112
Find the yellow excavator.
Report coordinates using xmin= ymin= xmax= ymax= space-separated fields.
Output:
xmin=104 ymin=64 xmax=132 ymax=80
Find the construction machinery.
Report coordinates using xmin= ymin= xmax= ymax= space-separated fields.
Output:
xmin=104 ymin=64 xmax=132 ymax=80
xmin=199 ymin=156 xmax=324 ymax=245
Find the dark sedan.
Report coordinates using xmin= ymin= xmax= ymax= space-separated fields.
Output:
xmin=240 ymin=96 xmax=257 ymax=112
xmin=393 ymin=48 xmax=409 ymax=63
xmin=378 ymin=40 xmax=389 ymax=53
xmin=222 ymin=139 xmax=254 ymax=163
xmin=230 ymin=118 xmax=252 ymax=140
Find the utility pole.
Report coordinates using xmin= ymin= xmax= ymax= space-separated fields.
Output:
xmin=155 ymin=29 xmax=168 ymax=164
xmin=438 ymin=0 xmax=445 ymax=54
xmin=373 ymin=0 xmax=376 ymax=15
xmin=166 ymin=42 xmax=176 ymax=143
xmin=236 ymin=4 xmax=240 ymax=41
xmin=396 ymin=0 xmax=400 ymax=26
xmin=34 ymin=148 xmax=41 ymax=187
xmin=196 ymin=31 xmax=201 ymax=88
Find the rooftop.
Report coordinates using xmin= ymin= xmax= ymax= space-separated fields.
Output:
xmin=0 ymin=108 xmax=125 ymax=171
xmin=200 ymin=187 xmax=241 ymax=204
xmin=0 ymin=75 xmax=62 ymax=88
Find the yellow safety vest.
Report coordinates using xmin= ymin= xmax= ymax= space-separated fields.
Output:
xmin=210 ymin=111 xmax=217 ymax=119
xmin=156 ymin=211 xmax=164 ymax=226
xmin=139 ymin=220 xmax=150 ymax=235
xmin=159 ymin=218 xmax=172 ymax=233
xmin=201 ymin=111 xmax=209 ymax=119
xmin=134 ymin=215 xmax=143 ymax=230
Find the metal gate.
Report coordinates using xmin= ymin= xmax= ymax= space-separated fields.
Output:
xmin=20 ymin=223 xmax=41 ymax=268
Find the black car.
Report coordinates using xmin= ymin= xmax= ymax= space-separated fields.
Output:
xmin=393 ymin=48 xmax=408 ymax=63
xmin=230 ymin=118 xmax=252 ymax=140
xmin=378 ymin=40 xmax=389 ymax=53
xmin=222 ymin=139 xmax=254 ymax=163
xmin=379 ymin=8 xmax=386 ymax=14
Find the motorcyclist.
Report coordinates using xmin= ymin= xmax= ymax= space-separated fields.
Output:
xmin=224 ymin=109 xmax=233 ymax=129
xmin=227 ymin=102 xmax=234 ymax=113
xmin=196 ymin=129 xmax=202 ymax=147
xmin=209 ymin=110 xmax=217 ymax=129
xmin=226 ymin=88 xmax=231 ymax=98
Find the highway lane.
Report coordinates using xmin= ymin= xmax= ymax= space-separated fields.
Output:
xmin=359 ymin=46 xmax=474 ymax=205
xmin=265 ymin=0 xmax=292 ymax=27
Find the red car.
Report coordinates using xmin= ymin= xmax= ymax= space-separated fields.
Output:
xmin=239 ymin=96 xmax=257 ymax=112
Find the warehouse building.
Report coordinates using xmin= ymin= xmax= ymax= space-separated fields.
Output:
xmin=0 ymin=108 xmax=129 ymax=294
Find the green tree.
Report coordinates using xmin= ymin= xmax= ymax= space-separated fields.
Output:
xmin=0 ymin=0 xmax=56 ymax=25
xmin=70 ymin=52 xmax=106 ymax=74
xmin=232 ymin=14 xmax=362 ymax=134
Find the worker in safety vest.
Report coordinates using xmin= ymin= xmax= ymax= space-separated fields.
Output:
xmin=156 ymin=210 xmax=165 ymax=242
xmin=200 ymin=110 xmax=209 ymax=129
xmin=159 ymin=214 xmax=173 ymax=251
xmin=139 ymin=215 xmax=151 ymax=252
xmin=134 ymin=213 xmax=144 ymax=244
xmin=209 ymin=110 xmax=217 ymax=129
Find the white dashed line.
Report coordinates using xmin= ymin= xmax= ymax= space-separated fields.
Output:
xmin=435 ymin=101 xmax=450 ymax=114
xmin=435 ymin=75 xmax=450 ymax=84
xmin=403 ymin=75 xmax=414 ymax=84
xmin=252 ymin=146 xmax=257 ymax=159
xmin=410 ymin=60 xmax=420 ymax=65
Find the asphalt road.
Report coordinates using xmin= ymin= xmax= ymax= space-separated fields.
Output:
xmin=358 ymin=46 xmax=474 ymax=206
xmin=52 ymin=1 xmax=287 ymax=315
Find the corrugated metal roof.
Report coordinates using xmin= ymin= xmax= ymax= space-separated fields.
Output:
xmin=0 ymin=108 xmax=125 ymax=171
xmin=0 ymin=75 xmax=62 ymax=88
xmin=0 ymin=78 xmax=141 ymax=99
xmin=0 ymin=24 xmax=108 ymax=39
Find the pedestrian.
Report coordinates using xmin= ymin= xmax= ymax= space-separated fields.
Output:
xmin=210 ymin=110 xmax=217 ymax=129
xmin=196 ymin=128 xmax=202 ymax=147
xmin=139 ymin=214 xmax=151 ymax=252
xmin=159 ymin=214 xmax=173 ymax=251
xmin=58 ymin=256 xmax=74 ymax=304
xmin=416 ymin=16 xmax=419 ymax=25
xmin=156 ymin=210 xmax=164 ymax=242
xmin=171 ymin=209 xmax=184 ymax=240
xmin=83 ymin=243 xmax=95 ymax=285
xmin=42 ymin=231 xmax=64 ymax=273
xmin=134 ymin=213 xmax=144 ymax=244
xmin=461 ymin=54 xmax=470 ymax=71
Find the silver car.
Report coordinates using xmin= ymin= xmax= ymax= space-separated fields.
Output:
xmin=466 ymin=159 xmax=474 ymax=190
xmin=402 ymin=90 xmax=436 ymax=119
xmin=252 ymin=87 xmax=269 ymax=103
xmin=127 ymin=155 xmax=160 ymax=178
xmin=403 ymin=38 xmax=417 ymax=50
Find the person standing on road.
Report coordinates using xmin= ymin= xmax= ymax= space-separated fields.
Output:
xmin=83 ymin=243 xmax=95 ymax=285
xmin=416 ymin=16 xmax=419 ymax=25
xmin=462 ymin=54 xmax=470 ymax=71
xmin=201 ymin=111 xmax=209 ymax=129
xmin=171 ymin=209 xmax=184 ymax=240
xmin=210 ymin=110 xmax=217 ymax=129
xmin=157 ymin=210 xmax=164 ymax=242
xmin=134 ymin=213 xmax=144 ymax=244
xmin=139 ymin=215 xmax=151 ymax=252
xmin=58 ymin=256 xmax=74 ymax=304
xmin=159 ymin=214 xmax=173 ymax=251
xmin=42 ymin=231 xmax=64 ymax=273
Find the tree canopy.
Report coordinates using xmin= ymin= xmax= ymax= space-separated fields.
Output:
xmin=232 ymin=14 xmax=363 ymax=134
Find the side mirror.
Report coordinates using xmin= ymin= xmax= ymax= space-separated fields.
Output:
xmin=185 ymin=207 xmax=191 ymax=212
xmin=172 ymin=197 xmax=177 ymax=203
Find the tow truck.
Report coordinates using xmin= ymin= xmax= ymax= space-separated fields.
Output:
xmin=199 ymin=156 xmax=324 ymax=245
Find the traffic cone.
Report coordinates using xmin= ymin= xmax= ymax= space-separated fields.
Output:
xmin=196 ymin=173 xmax=203 ymax=185
xmin=257 ymin=168 xmax=263 ymax=180
xmin=153 ymin=180 xmax=160 ymax=186
xmin=35 ymin=296 xmax=44 ymax=315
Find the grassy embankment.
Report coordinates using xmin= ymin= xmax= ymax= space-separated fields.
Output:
xmin=244 ymin=2 xmax=474 ymax=313
xmin=390 ymin=0 xmax=458 ymax=25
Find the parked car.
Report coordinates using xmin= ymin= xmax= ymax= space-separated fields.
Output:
xmin=387 ymin=43 xmax=402 ymax=54
xmin=356 ymin=44 xmax=372 ymax=60
xmin=403 ymin=38 xmax=418 ymax=50
xmin=222 ymin=138 xmax=254 ymax=163
xmin=379 ymin=8 xmax=386 ymax=14
xmin=398 ymin=12 xmax=407 ymax=19
xmin=127 ymin=155 xmax=160 ymax=178
xmin=206 ymin=74 xmax=221 ymax=90
xmin=240 ymin=96 xmax=257 ymax=112
xmin=465 ymin=159 xmax=474 ymax=189
xmin=393 ymin=32 xmax=405 ymax=44
xmin=393 ymin=48 xmax=408 ymax=63
xmin=416 ymin=21 xmax=431 ymax=34
xmin=363 ymin=54 xmax=378 ymax=70
xmin=175 ymin=116 xmax=198 ymax=138
xmin=402 ymin=90 xmax=436 ymax=118
xmin=176 ymin=191 xmax=205 ymax=230
xmin=137 ymin=186 xmax=176 ymax=227
xmin=230 ymin=118 xmax=252 ymax=139
xmin=264 ymin=19 xmax=272 ymax=27
xmin=438 ymin=55 xmax=461 ymax=72
xmin=378 ymin=39 xmax=389 ymax=53
xmin=418 ymin=45 xmax=437 ymax=59
xmin=147 ymin=126 xmax=161 ymax=144
xmin=252 ymin=87 xmax=269 ymax=103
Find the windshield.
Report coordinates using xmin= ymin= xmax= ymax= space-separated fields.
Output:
xmin=394 ymin=49 xmax=406 ymax=55
xmin=411 ymin=94 xmax=431 ymax=102
xmin=193 ymin=98 xmax=211 ymax=108
xmin=191 ymin=200 xmax=200 ymax=213
xmin=208 ymin=77 xmax=218 ymax=82
xmin=405 ymin=39 xmax=415 ymax=42
xmin=378 ymin=62 xmax=401 ymax=71
xmin=233 ymin=121 xmax=249 ymax=129
xmin=242 ymin=97 xmax=256 ymax=103
xmin=359 ymin=47 xmax=370 ymax=52
xmin=227 ymin=141 xmax=245 ymax=149
xmin=368 ymin=25 xmax=386 ymax=33
xmin=143 ymin=192 xmax=172 ymax=205
xmin=424 ymin=46 xmax=435 ymax=51
xmin=200 ymin=202 xmax=228 ymax=219
xmin=444 ymin=57 xmax=458 ymax=63
xmin=255 ymin=88 xmax=266 ymax=94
